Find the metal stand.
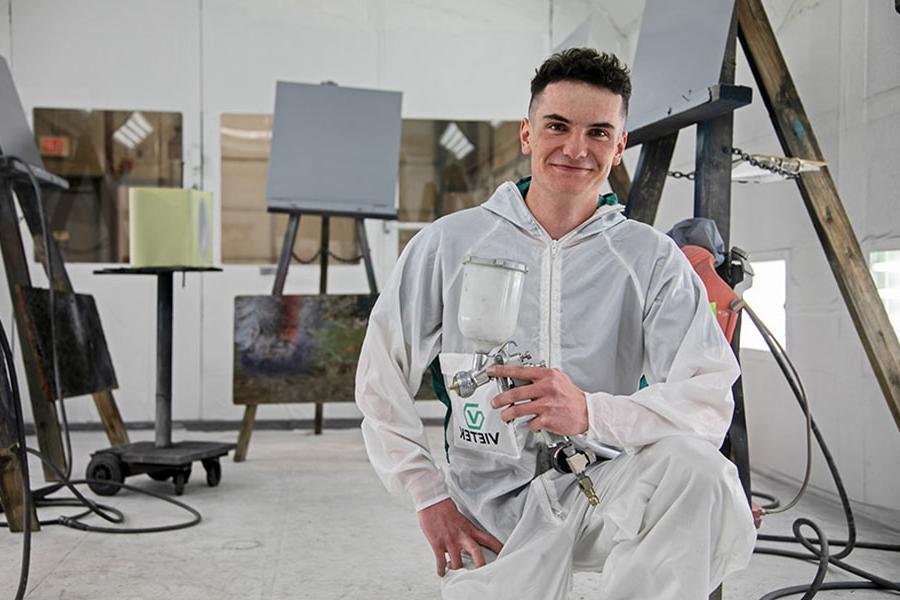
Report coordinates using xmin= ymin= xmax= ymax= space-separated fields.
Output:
xmin=90 ymin=267 xmax=233 ymax=496
xmin=233 ymin=212 xmax=380 ymax=461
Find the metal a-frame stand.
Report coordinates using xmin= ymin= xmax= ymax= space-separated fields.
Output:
xmin=609 ymin=0 xmax=900 ymax=532
xmin=233 ymin=210 xmax=379 ymax=462
xmin=613 ymin=4 xmax=754 ymax=526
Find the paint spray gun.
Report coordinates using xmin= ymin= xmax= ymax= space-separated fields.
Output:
xmin=447 ymin=256 xmax=600 ymax=507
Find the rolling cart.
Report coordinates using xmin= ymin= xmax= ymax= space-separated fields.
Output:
xmin=89 ymin=267 xmax=235 ymax=496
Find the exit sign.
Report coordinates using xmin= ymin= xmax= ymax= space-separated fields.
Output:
xmin=39 ymin=136 xmax=70 ymax=157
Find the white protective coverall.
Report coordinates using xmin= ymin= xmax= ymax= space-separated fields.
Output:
xmin=356 ymin=181 xmax=757 ymax=599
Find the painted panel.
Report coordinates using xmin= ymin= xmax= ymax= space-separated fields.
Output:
xmin=233 ymin=294 xmax=375 ymax=405
xmin=16 ymin=287 xmax=117 ymax=398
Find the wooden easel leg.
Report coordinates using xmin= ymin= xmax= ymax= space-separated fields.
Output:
xmin=695 ymin=4 xmax=737 ymax=245
xmin=0 ymin=449 xmax=39 ymax=532
xmin=28 ymin=393 xmax=65 ymax=482
xmin=234 ymin=404 xmax=257 ymax=462
xmin=314 ymin=402 xmax=324 ymax=435
xmin=92 ymin=390 xmax=129 ymax=446
xmin=624 ymin=132 xmax=678 ymax=225
xmin=608 ymin=163 xmax=631 ymax=202
xmin=314 ymin=217 xmax=329 ymax=437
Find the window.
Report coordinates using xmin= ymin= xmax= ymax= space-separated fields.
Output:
xmin=219 ymin=113 xmax=358 ymax=264
xmin=740 ymin=259 xmax=787 ymax=351
xmin=870 ymin=250 xmax=900 ymax=338
xmin=32 ymin=108 xmax=183 ymax=263
xmin=397 ymin=119 xmax=529 ymax=251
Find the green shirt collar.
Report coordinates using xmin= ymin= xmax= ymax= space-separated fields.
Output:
xmin=515 ymin=176 xmax=619 ymax=207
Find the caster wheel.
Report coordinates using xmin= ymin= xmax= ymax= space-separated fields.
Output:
xmin=173 ymin=468 xmax=190 ymax=496
xmin=203 ymin=459 xmax=221 ymax=487
xmin=86 ymin=453 xmax=124 ymax=496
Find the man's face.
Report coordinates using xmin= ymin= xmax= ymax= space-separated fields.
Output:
xmin=520 ymin=80 xmax=627 ymax=201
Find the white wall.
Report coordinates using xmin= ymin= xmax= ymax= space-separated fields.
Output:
xmin=0 ymin=0 xmax=558 ymax=428
xmin=1 ymin=0 xmax=897 ymax=513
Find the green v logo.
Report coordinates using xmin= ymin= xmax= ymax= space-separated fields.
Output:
xmin=463 ymin=403 xmax=485 ymax=430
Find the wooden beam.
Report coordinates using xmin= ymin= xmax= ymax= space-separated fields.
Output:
xmin=608 ymin=163 xmax=632 ymax=202
xmin=695 ymin=4 xmax=739 ymax=248
xmin=233 ymin=404 xmax=257 ymax=462
xmin=738 ymin=0 xmax=900 ymax=431
xmin=695 ymin=115 xmax=735 ymax=246
xmin=0 ymin=448 xmax=39 ymax=532
xmin=93 ymin=390 xmax=130 ymax=446
xmin=625 ymin=132 xmax=678 ymax=225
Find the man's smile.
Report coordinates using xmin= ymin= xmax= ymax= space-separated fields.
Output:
xmin=549 ymin=163 xmax=593 ymax=173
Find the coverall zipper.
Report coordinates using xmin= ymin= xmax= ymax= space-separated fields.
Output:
xmin=541 ymin=238 xmax=566 ymax=519
xmin=549 ymin=240 xmax=559 ymax=365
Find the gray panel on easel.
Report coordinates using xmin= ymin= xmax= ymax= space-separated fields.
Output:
xmin=266 ymin=82 xmax=402 ymax=218
xmin=627 ymin=0 xmax=735 ymax=133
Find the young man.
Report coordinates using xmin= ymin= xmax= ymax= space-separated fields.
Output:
xmin=356 ymin=48 xmax=756 ymax=599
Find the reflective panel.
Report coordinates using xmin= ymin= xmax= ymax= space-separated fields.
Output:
xmin=397 ymin=119 xmax=528 ymax=252
xmin=32 ymin=108 xmax=183 ymax=263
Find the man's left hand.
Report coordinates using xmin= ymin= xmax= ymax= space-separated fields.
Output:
xmin=487 ymin=365 xmax=588 ymax=436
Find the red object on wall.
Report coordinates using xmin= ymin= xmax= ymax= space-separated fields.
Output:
xmin=682 ymin=245 xmax=742 ymax=344
xmin=39 ymin=135 xmax=70 ymax=157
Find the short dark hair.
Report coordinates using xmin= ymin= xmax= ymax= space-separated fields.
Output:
xmin=529 ymin=48 xmax=632 ymax=118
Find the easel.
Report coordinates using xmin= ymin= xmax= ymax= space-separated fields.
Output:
xmin=610 ymin=3 xmax=900 ymax=597
xmin=233 ymin=210 xmax=381 ymax=462
xmin=615 ymin=3 xmax=756 ymax=513
xmin=611 ymin=0 xmax=900 ymax=445
xmin=608 ymin=8 xmax=900 ymax=597
xmin=0 ymin=167 xmax=129 ymax=531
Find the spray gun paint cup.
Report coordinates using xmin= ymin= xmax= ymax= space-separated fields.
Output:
xmin=458 ymin=256 xmax=528 ymax=354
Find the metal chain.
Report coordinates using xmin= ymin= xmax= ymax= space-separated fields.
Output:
xmin=666 ymin=146 xmax=802 ymax=182
xmin=731 ymin=147 xmax=800 ymax=180
xmin=667 ymin=169 xmax=695 ymax=181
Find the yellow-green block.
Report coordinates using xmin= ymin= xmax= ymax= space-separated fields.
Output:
xmin=129 ymin=188 xmax=213 ymax=268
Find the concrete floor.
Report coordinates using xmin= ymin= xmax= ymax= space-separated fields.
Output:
xmin=2 ymin=427 xmax=898 ymax=599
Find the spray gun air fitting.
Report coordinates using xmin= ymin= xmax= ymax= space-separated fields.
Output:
xmin=449 ymin=255 xmax=601 ymax=507
xmin=447 ymin=342 xmax=537 ymax=398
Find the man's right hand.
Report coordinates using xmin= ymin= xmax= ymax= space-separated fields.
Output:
xmin=417 ymin=498 xmax=504 ymax=576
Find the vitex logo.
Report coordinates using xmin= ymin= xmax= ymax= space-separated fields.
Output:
xmin=463 ymin=403 xmax=485 ymax=431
